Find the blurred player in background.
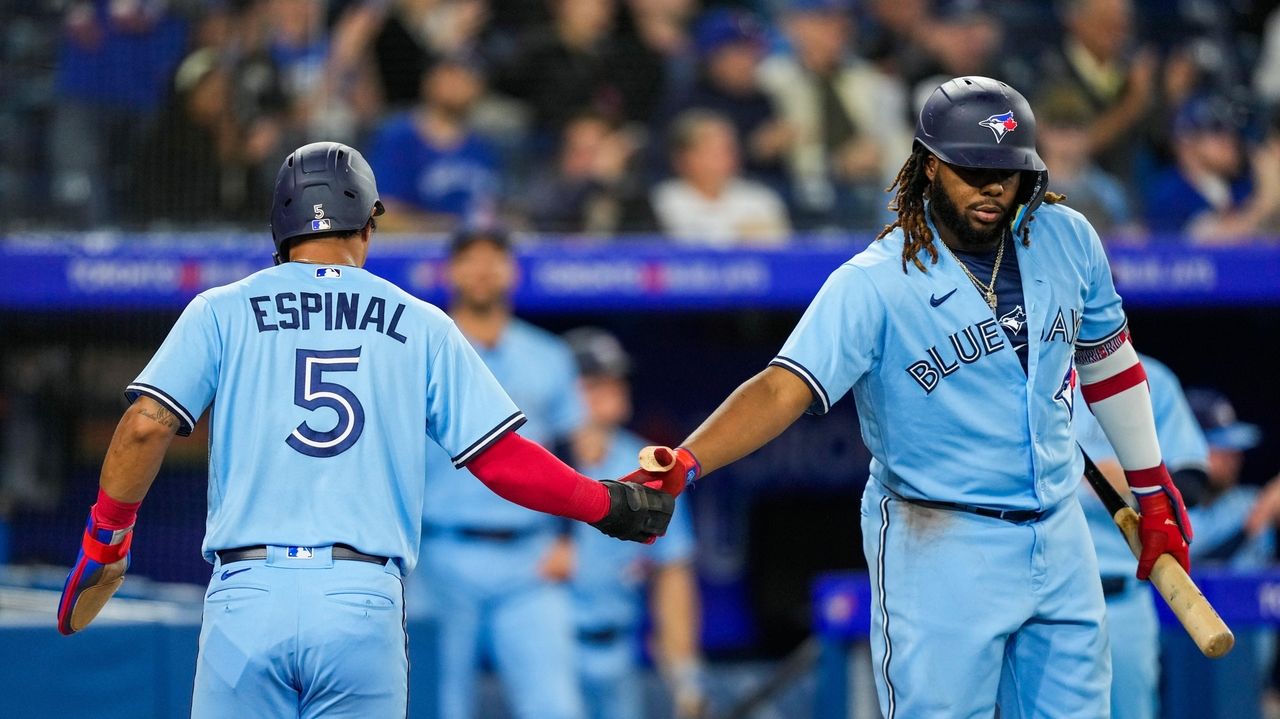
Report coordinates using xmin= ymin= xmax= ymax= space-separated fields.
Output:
xmin=621 ymin=76 xmax=1195 ymax=717
xmin=1183 ymin=388 xmax=1276 ymax=568
xmin=55 ymin=143 xmax=674 ymax=718
xmin=1181 ymin=389 xmax=1280 ymax=713
xmin=408 ymin=227 xmax=590 ymax=719
xmin=1072 ymin=353 xmax=1210 ymax=719
xmin=564 ymin=327 xmax=705 ymax=719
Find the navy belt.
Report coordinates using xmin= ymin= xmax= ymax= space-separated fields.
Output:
xmin=217 ymin=544 xmax=388 ymax=566
xmin=908 ymin=498 xmax=1046 ymax=524
xmin=1101 ymin=575 xmax=1133 ymax=598
xmin=425 ymin=525 xmax=541 ymax=542
xmin=578 ymin=626 xmax=627 ymax=644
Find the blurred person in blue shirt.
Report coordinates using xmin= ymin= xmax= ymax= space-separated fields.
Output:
xmin=564 ymin=327 xmax=703 ymax=719
xmin=1072 ymin=354 xmax=1209 ymax=719
xmin=368 ymin=55 xmax=500 ymax=231
xmin=1143 ymin=94 xmax=1280 ymax=243
xmin=50 ymin=0 xmax=188 ymax=226
xmin=1183 ymin=388 xmax=1277 ymax=568
xmin=659 ymin=9 xmax=791 ymax=193
xmin=1184 ymin=388 xmax=1280 ymax=713
xmin=408 ymin=227 xmax=589 ymax=719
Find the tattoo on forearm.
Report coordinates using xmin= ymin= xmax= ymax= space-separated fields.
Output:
xmin=138 ymin=404 xmax=179 ymax=429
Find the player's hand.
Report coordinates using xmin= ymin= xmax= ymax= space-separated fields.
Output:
xmin=537 ymin=535 xmax=576 ymax=582
xmin=663 ymin=658 xmax=709 ymax=719
xmin=1131 ymin=466 xmax=1193 ymax=580
xmin=620 ymin=446 xmax=700 ymax=498
xmin=57 ymin=508 xmax=133 ymax=636
xmin=590 ymin=480 xmax=674 ymax=543
xmin=1245 ymin=474 xmax=1280 ymax=536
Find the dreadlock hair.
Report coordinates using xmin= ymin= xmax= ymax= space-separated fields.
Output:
xmin=875 ymin=145 xmax=1065 ymax=273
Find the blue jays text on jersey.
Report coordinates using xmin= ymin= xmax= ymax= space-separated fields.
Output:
xmin=771 ymin=202 xmax=1126 ymax=512
xmin=905 ymin=305 xmax=1082 ymax=394
xmin=125 ymin=262 xmax=526 ymax=574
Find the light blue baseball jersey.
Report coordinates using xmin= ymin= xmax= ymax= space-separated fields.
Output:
xmin=422 ymin=318 xmax=585 ymax=530
xmin=773 ymin=202 xmax=1126 ymax=510
xmin=127 ymin=262 xmax=525 ymax=573
xmin=572 ymin=428 xmax=695 ymax=632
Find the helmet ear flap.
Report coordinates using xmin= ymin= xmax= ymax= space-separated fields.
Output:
xmin=1011 ymin=170 xmax=1048 ymax=237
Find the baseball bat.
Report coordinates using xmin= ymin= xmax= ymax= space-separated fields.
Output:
xmin=1080 ymin=449 xmax=1234 ymax=658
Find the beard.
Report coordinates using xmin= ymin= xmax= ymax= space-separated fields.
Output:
xmin=929 ymin=175 xmax=1010 ymax=250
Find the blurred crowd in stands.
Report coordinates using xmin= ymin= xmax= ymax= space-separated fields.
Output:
xmin=4 ymin=0 xmax=1280 ymax=243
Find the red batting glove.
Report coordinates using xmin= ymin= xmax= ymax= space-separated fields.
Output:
xmin=621 ymin=446 xmax=700 ymax=497
xmin=1129 ymin=464 xmax=1193 ymax=581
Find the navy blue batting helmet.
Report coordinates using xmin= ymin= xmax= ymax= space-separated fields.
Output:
xmin=915 ymin=76 xmax=1045 ymax=173
xmin=270 ymin=142 xmax=385 ymax=264
xmin=916 ymin=76 xmax=1048 ymax=232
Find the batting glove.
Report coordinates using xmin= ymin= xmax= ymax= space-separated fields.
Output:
xmin=623 ymin=446 xmax=701 ymax=497
xmin=57 ymin=508 xmax=133 ymax=636
xmin=1130 ymin=464 xmax=1193 ymax=581
xmin=591 ymin=480 xmax=675 ymax=543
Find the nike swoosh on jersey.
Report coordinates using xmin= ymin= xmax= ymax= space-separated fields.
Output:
xmin=220 ymin=567 xmax=252 ymax=581
xmin=930 ymin=289 xmax=958 ymax=307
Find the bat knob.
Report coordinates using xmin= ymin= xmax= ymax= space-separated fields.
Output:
xmin=1204 ymin=630 xmax=1235 ymax=659
xmin=638 ymin=446 xmax=677 ymax=472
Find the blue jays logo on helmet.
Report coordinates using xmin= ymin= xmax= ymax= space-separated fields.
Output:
xmin=979 ymin=111 xmax=1019 ymax=143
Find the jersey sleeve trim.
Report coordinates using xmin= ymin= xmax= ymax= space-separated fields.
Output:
xmin=124 ymin=383 xmax=196 ymax=437
xmin=1075 ymin=319 xmax=1128 ymax=350
xmin=769 ymin=356 xmax=831 ymax=416
xmin=451 ymin=411 xmax=528 ymax=468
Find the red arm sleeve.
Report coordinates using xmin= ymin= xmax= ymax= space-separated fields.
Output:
xmin=466 ymin=432 xmax=610 ymax=523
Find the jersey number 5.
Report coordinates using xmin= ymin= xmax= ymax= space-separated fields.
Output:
xmin=287 ymin=348 xmax=366 ymax=458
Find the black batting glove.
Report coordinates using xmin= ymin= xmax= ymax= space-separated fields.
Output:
xmin=591 ymin=480 xmax=675 ymax=543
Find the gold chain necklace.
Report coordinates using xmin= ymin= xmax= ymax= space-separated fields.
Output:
xmin=942 ymin=235 xmax=1006 ymax=311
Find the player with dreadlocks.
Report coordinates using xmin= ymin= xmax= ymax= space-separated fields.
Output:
xmin=877 ymin=143 xmax=1066 ymax=273
xmin=617 ymin=76 xmax=1193 ymax=717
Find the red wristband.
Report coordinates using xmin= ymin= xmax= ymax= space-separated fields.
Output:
xmin=92 ymin=488 xmax=141 ymax=530
xmin=1123 ymin=464 xmax=1169 ymax=490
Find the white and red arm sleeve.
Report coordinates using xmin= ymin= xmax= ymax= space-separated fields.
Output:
xmin=1075 ymin=326 xmax=1166 ymax=490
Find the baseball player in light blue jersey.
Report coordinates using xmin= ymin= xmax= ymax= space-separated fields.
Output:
xmin=54 ymin=142 xmax=677 ymax=719
xmin=624 ymin=77 xmax=1196 ymax=718
xmin=564 ymin=327 xmax=704 ymax=719
xmin=1182 ymin=388 xmax=1275 ymax=569
xmin=408 ymin=227 xmax=589 ymax=719
xmin=1071 ymin=354 xmax=1210 ymax=719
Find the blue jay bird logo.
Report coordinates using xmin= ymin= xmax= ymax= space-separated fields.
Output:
xmin=1054 ymin=365 xmax=1078 ymax=419
xmin=979 ymin=111 xmax=1019 ymax=143
xmin=999 ymin=305 xmax=1026 ymax=335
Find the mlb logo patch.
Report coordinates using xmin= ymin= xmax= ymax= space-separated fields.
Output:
xmin=311 ymin=218 xmax=332 ymax=231
xmin=287 ymin=546 xmax=315 ymax=559
xmin=979 ymin=111 xmax=1018 ymax=143
xmin=316 ymin=267 xmax=342 ymax=279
